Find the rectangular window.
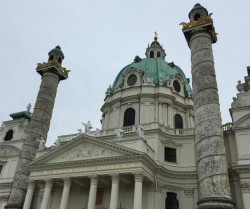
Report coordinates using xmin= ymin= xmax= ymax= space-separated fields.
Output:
xmin=164 ymin=147 xmax=176 ymax=163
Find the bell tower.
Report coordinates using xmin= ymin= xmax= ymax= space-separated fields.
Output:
xmin=5 ymin=46 xmax=70 ymax=209
xmin=181 ymin=4 xmax=234 ymax=209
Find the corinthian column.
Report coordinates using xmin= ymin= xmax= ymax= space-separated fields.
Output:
xmin=181 ymin=4 xmax=234 ymax=209
xmin=87 ymin=175 xmax=98 ymax=209
xmin=133 ymin=173 xmax=143 ymax=209
xmin=23 ymin=180 xmax=35 ymax=209
xmin=59 ymin=177 xmax=72 ymax=209
xmin=41 ymin=179 xmax=53 ymax=209
xmin=110 ymin=174 xmax=119 ymax=209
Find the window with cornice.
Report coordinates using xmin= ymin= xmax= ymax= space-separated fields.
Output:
xmin=166 ymin=192 xmax=179 ymax=209
xmin=123 ymin=108 xmax=135 ymax=127
xmin=164 ymin=147 xmax=176 ymax=163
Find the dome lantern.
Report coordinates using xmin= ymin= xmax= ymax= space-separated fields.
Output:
xmin=145 ymin=32 xmax=166 ymax=60
xmin=188 ymin=3 xmax=208 ymax=21
xmin=48 ymin=45 xmax=64 ymax=64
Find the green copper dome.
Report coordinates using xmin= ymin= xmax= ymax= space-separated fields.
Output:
xmin=111 ymin=57 xmax=192 ymax=97
xmin=49 ymin=45 xmax=64 ymax=58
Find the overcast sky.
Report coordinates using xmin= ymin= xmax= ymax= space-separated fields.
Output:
xmin=1 ymin=0 xmax=249 ymax=146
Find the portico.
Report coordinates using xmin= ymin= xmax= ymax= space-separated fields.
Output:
xmin=24 ymin=171 xmax=148 ymax=209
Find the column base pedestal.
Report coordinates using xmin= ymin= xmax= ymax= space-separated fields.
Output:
xmin=197 ymin=197 xmax=235 ymax=209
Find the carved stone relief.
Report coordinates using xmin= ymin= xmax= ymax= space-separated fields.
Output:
xmin=197 ymin=156 xmax=228 ymax=181
xmin=0 ymin=146 xmax=20 ymax=157
xmin=195 ymin=119 xmax=223 ymax=143
xmin=191 ymin=62 xmax=215 ymax=81
xmin=194 ymin=104 xmax=221 ymax=126
xmin=190 ymin=36 xmax=212 ymax=53
xmin=199 ymin=174 xmax=231 ymax=199
xmin=191 ymin=49 xmax=214 ymax=68
xmin=193 ymin=88 xmax=219 ymax=109
xmin=184 ymin=188 xmax=194 ymax=198
xmin=192 ymin=75 xmax=218 ymax=96
xmin=48 ymin=142 xmax=124 ymax=163
xmin=196 ymin=136 xmax=225 ymax=160
xmin=240 ymin=182 xmax=250 ymax=193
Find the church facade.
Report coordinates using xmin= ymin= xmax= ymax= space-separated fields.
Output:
xmin=0 ymin=4 xmax=250 ymax=209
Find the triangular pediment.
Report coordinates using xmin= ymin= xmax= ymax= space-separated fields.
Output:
xmin=234 ymin=113 xmax=250 ymax=129
xmin=30 ymin=134 xmax=142 ymax=166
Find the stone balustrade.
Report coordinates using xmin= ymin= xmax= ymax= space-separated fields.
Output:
xmin=222 ymin=123 xmax=233 ymax=131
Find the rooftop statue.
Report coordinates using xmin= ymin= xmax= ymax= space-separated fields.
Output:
xmin=82 ymin=121 xmax=93 ymax=134
xmin=236 ymin=80 xmax=244 ymax=93
xmin=38 ymin=137 xmax=46 ymax=151
xmin=115 ymin=128 xmax=124 ymax=140
xmin=27 ymin=103 xmax=31 ymax=113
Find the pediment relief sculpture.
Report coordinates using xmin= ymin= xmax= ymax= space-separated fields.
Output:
xmin=0 ymin=145 xmax=21 ymax=157
xmin=47 ymin=141 xmax=128 ymax=164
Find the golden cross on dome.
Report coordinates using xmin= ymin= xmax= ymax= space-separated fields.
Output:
xmin=154 ymin=32 xmax=158 ymax=40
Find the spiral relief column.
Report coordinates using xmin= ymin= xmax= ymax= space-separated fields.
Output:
xmin=181 ymin=4 xmax=234 ymax=209
xmin=5 ymin=46 xmax=69 ymax=209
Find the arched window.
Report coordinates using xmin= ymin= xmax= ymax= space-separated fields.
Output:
xmin=58 ymin=57 xmax=62 ymax=63
xmin=194 ymin=13 xmax=200 ymax=21
xmin=174 ymin=114 xmax=183 ymax=129
xmin=123 ymin=108 xmax=135 ymax=127
xmin=166 ymin=192 xmax=179 ymax=209
xmin=150 ymin=51 xmax=154 ymax=58
xmin=49 ymin=55 xmax=54 ymax=61
xmin=4 ymin=130 xmax=14 ymax=141
xmin=157 ymin=51 xmax=161 ymax=57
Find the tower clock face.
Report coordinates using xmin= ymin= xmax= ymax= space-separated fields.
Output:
xmin=127 ymin=74 xmax=137 ymax=86
xmin=173 ymin=80 xmax=181 ymax=92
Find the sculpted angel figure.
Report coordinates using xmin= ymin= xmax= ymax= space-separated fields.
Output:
xmin=38 ymin=137 xmax=46 ymax=151
xmin=143 ymin=76 xmax=154 ymax=85
xmin=136 ymin=125 xmax=144 ymax=139
xmin=0 ymin=123 xmax=4 ymax=132
xmin=115 ymin=128 xmax=124 ymax=140
xmin=27 ymin=103 xmax=31 ymax=113
xmin=82 ymin=121 xmax=93 ymax=134
xmin=158 ymin=74 xmax=163 ymax=85
xmin=236 ymin=80 xmax=244 ymax=93
xmin=105 ymin=85 xmax=112 ymax=95
xmin=166 ymin=75 xmax=172 ymax=86
xmin=54 ymin=137 xmax=61 ymax=148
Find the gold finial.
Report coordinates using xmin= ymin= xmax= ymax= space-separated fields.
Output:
xmin=154 ymin=32 xmax=158 ymax=40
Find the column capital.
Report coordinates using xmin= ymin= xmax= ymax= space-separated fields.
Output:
xmin=27 ymin=180 xmax=36 ymax=190
xmin=89 ymin=175 xmax=98 ymax=185
xmin=63 ymin=177 xmax=72 ymax=187
xmin=133 ymin=172 xmax=144 ymax=182
xmin=110 ymin=173 xmax=119 ymax=183
xmin=44 ymin=178 xmax=53 ymax=188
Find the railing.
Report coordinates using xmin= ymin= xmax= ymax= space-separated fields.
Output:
xmin=99 ymin=122 xmax=194 ymax=136
xmin=222 ymin=123 xmax=233 ymax=131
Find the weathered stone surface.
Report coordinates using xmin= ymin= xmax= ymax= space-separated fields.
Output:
xmin=194 ymin=104 xmax=221 ymax=126
xmin=197 ymin=156 xmax=228 ymax=181
xmin=185 ymin=20 xmax=234 ymax=208
xmin=5 ymin=71 xmax=60 ymax=208
xmin=193 ymin=89 xmax=219 ymax=109
xmin=195 ymin=119 xmax=222 ymax=143
xmin=196 ymin=136 xmax=225 ymax=160
xmin=199 ymin=174 xmax=231 ymax=199
xmin=192 ymin=75 xmax=218 ymax=96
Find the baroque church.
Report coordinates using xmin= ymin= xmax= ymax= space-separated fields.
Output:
xmin=0 ymin=3 xmax=250 ymax=209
